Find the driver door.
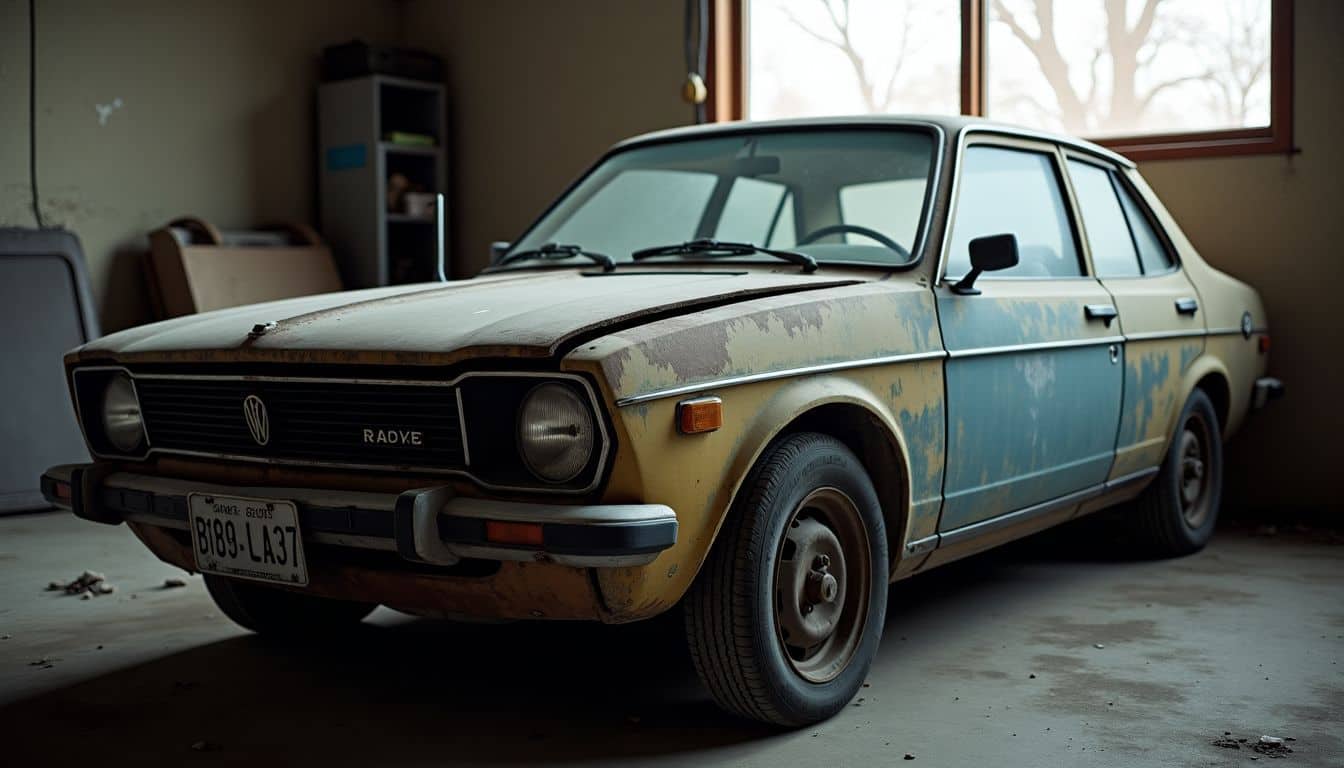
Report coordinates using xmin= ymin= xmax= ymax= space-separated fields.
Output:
xmin=935 ymin=139 xmax=1125 ymax=534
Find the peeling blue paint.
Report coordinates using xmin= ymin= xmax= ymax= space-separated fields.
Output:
xmin=898 ymin=399 xmax=945 ymax=517
xmin=939 ymin=345 xmax=1122 ymax=531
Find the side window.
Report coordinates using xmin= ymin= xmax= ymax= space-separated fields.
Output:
xmin=553 ymin=170 xmax=715 ymax=257
xmin=948 ymin=146 xmax=1081 ymax=278
xmin=1067 ymin=160 xmax=1141 ymax=277
xmin=716 ymin=177 xmax=790 ymax=244
xmin=1115 ymin=179 xmax=1176 ymax=274
xmin=839 ymin=179 xmax=925 ymax=247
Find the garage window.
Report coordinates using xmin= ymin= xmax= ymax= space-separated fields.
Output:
xmin=712 ymin=0 xmax=1293 ymax=161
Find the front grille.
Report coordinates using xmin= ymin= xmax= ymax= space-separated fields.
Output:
xmin=135 ymin=378 xmax=466 ymax=469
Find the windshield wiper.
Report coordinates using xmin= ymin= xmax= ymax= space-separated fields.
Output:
xmin=498 ymin=242 xmax=615 ymax=272
xmin=631 ymin=238 xmax=817 ymax=273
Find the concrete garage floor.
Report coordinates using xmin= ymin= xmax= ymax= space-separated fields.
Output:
xmin=1 ymin=511 xmax=1340 ymax=767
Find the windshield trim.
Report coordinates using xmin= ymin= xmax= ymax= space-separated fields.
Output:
xmin=485 ymin=121 xmax=947 ymax=276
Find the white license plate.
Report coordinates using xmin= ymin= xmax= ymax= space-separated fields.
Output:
xmin=187 ymin=493 xmax=308 ymax=586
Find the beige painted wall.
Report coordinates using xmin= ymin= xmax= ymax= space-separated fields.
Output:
xmin=0 ymin=0 xmax=1333 ymax=508
xmin=1138 ymin=0 xmax=1341 ymax=509
xmin=400 ymin=0 xmax=690 ymax=276
xmin=0 ymin=0 xmax=400 ymax=332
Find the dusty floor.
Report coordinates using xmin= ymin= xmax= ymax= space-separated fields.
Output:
xmin=1 ymin=510 xmax=1340 ymax=767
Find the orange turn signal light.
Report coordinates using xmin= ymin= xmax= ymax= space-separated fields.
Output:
xmin=678 ymin=396 xmax=723 ymax=434
xmin=1258 ymin=334 xmax=1271 ymax=354
xmin=485 ymin=520 xmax=544 ymax=547
xmin=53 ymin=481 xmax=71 ymax=501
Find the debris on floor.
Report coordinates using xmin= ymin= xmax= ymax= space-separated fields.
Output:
xmin=162 ymin=578 xmax=188 ymax=589
xmin=1211 ymin=733 xmax=1295 ymax=758
xmin=1253 ymin=735 xmax=1294 ymax=758
xmin=903 ymin=753 xmax=916 ymax=760
xmin=1093 ymin=643 xmax=1105 ymax=649
xmin=47 ymin=570 xmax=116 ymax=597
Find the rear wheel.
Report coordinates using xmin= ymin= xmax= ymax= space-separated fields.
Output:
xmin=683 ymin=432 xmax=887 ymax=726
xmin=1130 ymin=389 xmax=1223 ymax=556
xmin=204 ymin=575 xmax=377 ymax=635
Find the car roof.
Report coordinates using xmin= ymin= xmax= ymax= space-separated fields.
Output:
xmin=611 ymin=114 xmax=1135 ymax=169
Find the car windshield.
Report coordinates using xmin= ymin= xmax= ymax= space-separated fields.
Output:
xmin=500 ymin=128 xmax=936 ymax=270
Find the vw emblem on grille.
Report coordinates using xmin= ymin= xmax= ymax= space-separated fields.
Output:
xmin=243 ymin=395 xmax=270 ymax=446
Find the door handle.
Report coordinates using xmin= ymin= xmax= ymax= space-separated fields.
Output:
xmin=1175 ymin=297 xmax=1199 ymax=315
xmin=1085 ymin=304 xmax=1118 ymax=327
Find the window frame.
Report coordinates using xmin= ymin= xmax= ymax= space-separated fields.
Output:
xmin=712 ymin=0 xmax=1294 ymax=163
xmin=1061 ymin=151 xmax=1183 ymax=279
xmin=939 ymin=135 xmax=1089 ymax=282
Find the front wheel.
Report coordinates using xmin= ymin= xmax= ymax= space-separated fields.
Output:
xmin=1129 ymin=388 xmax=1224 ymax=556
xmin=683 ymin=432 xmax=888 ymax=726
xmin=204 ymin=575 xmax=377 ymax=635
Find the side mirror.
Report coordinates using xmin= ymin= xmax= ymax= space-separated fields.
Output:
xmin=951 ymin=233 xmax=1019 ymax=296
xmin=489 ymin=241 xmax=511 ymax=265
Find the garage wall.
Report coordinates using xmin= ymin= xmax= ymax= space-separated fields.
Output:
xmin=0 ymin=0 xmax=400 ymax=332
xmin=0 ymin=0 xmax=1332 ymax=510
xmin=399 ymin=0 xmax=689 ymax=276
xmin=1138 ymin=0 xmax=1341 ymax=510
xmin=403 ymin=0 xmax=1334 ymax=511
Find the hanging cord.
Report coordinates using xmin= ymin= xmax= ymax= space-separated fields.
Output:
xmin=29 ymin=0 xmax=44 ymax=228
xmin=683 ymin=0 xmax=709 ymax=124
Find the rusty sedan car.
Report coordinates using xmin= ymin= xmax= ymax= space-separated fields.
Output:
xmin=43 ymin=116 xmax=1281 ymax=726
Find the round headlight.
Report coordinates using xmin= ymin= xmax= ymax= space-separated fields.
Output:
xmin=517 ymin=383 xmax=595 ymax=483
xmin=101 ymin=374 xmax=145 ymax=454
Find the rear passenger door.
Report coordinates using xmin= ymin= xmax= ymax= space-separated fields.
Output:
xmin=1063 ymin=155 xmax=1205 ymax=481
xmin=935 ymin=139 xmax=1125 ymax=534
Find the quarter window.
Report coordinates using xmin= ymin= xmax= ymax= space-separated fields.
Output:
xmin=947 ymin=146 xmax=1081 ymax=278
xmin=1116 ymin=179 xmax=1176 ymax=274
xmin=1067 ymin=159 xmax=1141 ymax=277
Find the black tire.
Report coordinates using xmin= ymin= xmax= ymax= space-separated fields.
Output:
xmin=683 ymin=432 xmax=888 ymax=726
xmin=1131 ymin=388 xmax=1223 ymax=556
xmin=204 ymin=575 xmax=377 ymax=635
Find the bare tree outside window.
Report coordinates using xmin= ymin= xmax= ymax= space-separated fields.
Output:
xmin=987 ymin=0 xmax=1271 ymax=136
xmin=746 ymin=0 xmax=959 ymax=119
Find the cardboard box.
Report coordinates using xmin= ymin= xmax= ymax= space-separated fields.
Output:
xmin=146 ymin=218 xmax=343 ymax=318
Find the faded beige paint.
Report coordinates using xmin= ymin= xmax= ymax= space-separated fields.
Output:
xmin=69 ymin=269 xmax=848 ymax=367
xmin=562 ymin=362 xmax=946 ymax=620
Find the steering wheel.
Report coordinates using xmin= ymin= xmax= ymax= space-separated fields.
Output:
xmin=797 ymin=224 xmax=910 ymax=260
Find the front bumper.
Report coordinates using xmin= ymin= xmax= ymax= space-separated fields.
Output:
xmin=41 ymin=464 xmax=676 ymax=568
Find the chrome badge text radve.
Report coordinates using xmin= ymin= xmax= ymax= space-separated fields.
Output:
xmin=362 ymin=428 xmax=425 ymax=447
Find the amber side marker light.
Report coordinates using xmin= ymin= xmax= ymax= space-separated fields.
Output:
xmin=53 ymin=481 xmax=72 ymax=502
xmin=678 ymin=396 xmax=723 ymax=435
xmin=1259 ymin=334 xmax=1271 ymax=355
xmin=485 ymin=520 xmax=544 ymax=547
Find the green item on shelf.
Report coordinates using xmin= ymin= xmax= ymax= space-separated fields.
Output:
xmin=384 ymin=131 xmax=436 ymax=147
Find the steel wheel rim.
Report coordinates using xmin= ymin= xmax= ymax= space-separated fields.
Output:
xmin=772 ymin=487 xmax=871 ymax=684
xmin=1177 ymin=411 xmax=1213 ymax=528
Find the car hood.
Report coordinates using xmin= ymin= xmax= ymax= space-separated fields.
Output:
xmin=74 ymin=269 xmax=856 ymax=367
